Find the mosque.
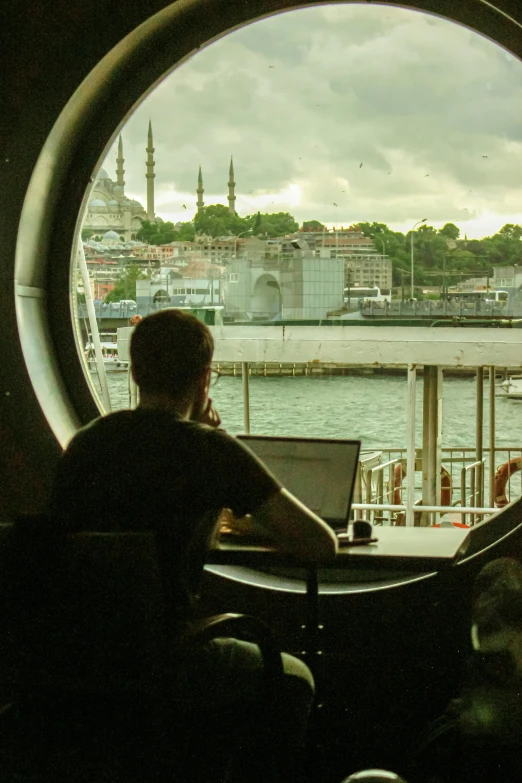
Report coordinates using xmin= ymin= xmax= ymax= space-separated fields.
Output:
xmin=83 ymin=120 xmax=238 ymax=242
xmin=82 ymin=122 xmax=155 ymax=241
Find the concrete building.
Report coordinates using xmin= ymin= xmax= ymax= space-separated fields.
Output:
xmin=297 ymin=227 xmax=392 ymax=289
xmin=343 ymin=255 xmax=392 ymax=289
xmin=493 ymin=266 xmax=522 ymax=290
xmin=224 ymin=241 xmax=344 ymax=321
xmin=136 ymin=261 xmax=222 ymax=308
xmin=311 ymin=229 xmax=391 ymax=289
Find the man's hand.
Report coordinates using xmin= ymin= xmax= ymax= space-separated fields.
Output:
xmin=198 ymin=398 xmax=221 ymax=428
xmin=218 ymin=509 xmax=273 ymax=540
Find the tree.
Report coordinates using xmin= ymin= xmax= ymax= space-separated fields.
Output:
xmin=498 ymin=224 xmax=522 ymax=240
xmin=194 ymin=205 xmax=248 ymax=238
xmin=482 ymin=224 xmax=522 ymax=266
xmin=136 ymin=218 xmax=196 ymax=245
xmin=175 ymin=222 xmax=196 ymax=241
xmin=104 ymin=264 xmax=146 ymax=302
xmin=81 ymin=228 xmax=94 ymax=240
xmin=301 ymin=220 xmax=326 ymax=231
xmin=439 ymin=223 xmax=460 ymax=240
xmin=247 ymin=212 xmax=299 ymax=238
xmin=136 ymin=219 xmax=160 ymax=244
xmin=408 ymin=225 xmax=447 ymax=283
xmin=252 ymin=211 xmax=263 ymax=235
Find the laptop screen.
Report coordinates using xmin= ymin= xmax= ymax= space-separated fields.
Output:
xmin=238 ymin=435 xmax=360 ymax=527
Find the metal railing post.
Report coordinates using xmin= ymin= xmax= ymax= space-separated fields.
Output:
xmin=242 ymin=361 xmax=251 ymax=434
xmin=461 ymin=466 xmax=467 ymax=525
xmin=489 ymin=366 xmax=496 ymax=507
xmin=476 ymin=367 xmax=484 ymax=507
xmin=406 ymin=365 xmax=417 ymax=526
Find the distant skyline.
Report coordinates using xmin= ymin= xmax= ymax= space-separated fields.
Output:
xmin=99 ymin=3 xmax=522 ymax=240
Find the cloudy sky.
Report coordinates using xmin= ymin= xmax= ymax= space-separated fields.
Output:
xmin=99 ymin=4 xmax=522 ymax=239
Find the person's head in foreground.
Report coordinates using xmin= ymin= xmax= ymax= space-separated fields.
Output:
xmin=341 ymin=771 xmax=408 ymax=783
xmin=130 ymin=309 xmax=215 ymax=421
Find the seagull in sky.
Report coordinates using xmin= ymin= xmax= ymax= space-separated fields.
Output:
xmin=425 ymin=174 xmax=430 ymax=177
xmin=333 ymin=202 xmax=338 ymax=206
xmin=182 ymin=204 xmax=187 ymax=209
xmin=482 ymin=155 xmax=488 ymax=158
xmin=359 ymin=162 xmax=363 ymax=168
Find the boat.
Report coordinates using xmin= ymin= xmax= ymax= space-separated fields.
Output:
xmin=84 ymin=340 xmax=129 ymax=373
xmin=498 ymin=375 xmax=522 ymax=399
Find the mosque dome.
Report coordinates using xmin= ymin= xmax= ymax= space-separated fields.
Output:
xmin=108 ymin=199 xmax=119 ymax=206
xmin=89 ymin=199 xmax=106 ymax=207
xmin=103 ymin=230 xmax=120 ymax=241
xmin=97 ymin=168 xmax=110 ymax=179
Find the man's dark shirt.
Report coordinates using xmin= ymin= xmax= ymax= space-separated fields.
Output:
xmin=50 ymin=408 xmax=280 ymax=620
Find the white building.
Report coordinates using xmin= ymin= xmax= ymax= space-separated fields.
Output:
xmin=224 ymin=243 xmax=344 ymax=321
xmin=493 ymin=266 xmax=522 ymax=289
xmin=136 ymin=272 xmax=219 ymax=307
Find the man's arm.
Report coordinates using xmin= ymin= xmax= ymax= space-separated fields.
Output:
xmin=251 ymin=488 xmax=338 ymax=562
xmin=200 ymin=406 xmax=338 ymax=562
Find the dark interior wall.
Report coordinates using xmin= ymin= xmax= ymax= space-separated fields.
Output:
xmin=1 ymin=3 xmax=522 ymax=776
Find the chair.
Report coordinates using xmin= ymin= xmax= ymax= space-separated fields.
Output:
xmin=0 ymin=522 xmax=287 ymax=782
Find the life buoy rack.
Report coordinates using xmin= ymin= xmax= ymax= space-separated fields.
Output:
xmin=392 ymin=462 xmax=452 ymax=525
xmin=493 ymin=457 xmax=522 ymax=508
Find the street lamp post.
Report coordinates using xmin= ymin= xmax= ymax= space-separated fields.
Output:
xmin=410 ymin=218 xmax=427 ymax=299
xmin=231 ymin=229 xmax=252 ymax=261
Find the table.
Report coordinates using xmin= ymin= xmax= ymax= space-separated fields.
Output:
xmin=208 ymin=526 xmax=471 ymax=571
xmin=207 ymin=526 xmax=471 ymax=664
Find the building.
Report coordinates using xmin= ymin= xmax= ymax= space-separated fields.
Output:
xmin=224 ymin=241 xmax=344 ymax=321
xmin=343 ymin=255 xmax=392 ymax=289
xmin=493 ymin=266 xmax=522 ymax=290
xmin=195 ymin=158 xmax=237 ymax=215
xmin=83 ymin=135 xmax=149 ymax=241
xmin=299 ymin=226 xmax=392 ymax=289
xmin=136 ymin=266 xmax=220 ymax=308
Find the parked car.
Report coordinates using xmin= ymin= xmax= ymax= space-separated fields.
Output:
xmin=119 ymin=300 xmax=137 ymax=311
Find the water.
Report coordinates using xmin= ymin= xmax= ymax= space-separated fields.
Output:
xmin=95 ymin=371 xmax=522 ymax=449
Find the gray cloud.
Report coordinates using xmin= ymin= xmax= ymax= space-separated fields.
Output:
xmin=99 ymin=4 xmax=522 ymax=237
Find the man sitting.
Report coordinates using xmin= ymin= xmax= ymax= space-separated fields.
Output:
xmin=49 ymin=309 xmax=338 ymax=777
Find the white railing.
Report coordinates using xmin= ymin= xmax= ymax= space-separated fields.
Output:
xmin=229 ymin=361 xmax=521 ymax=527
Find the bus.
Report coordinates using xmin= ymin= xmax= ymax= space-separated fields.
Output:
xmin=444 ymin=290 xmax=508 ymax=305
xmin=343 ymin=286 xmax=391 ymax=305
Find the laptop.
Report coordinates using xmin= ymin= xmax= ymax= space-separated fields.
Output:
xmin=237 ymin=435 xmax=361 ymax=532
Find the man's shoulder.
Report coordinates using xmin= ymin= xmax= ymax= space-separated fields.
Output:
xmin=67 ymin=410 xmax=235 ymax=450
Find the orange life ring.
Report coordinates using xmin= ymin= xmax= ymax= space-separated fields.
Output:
xmin=392 ymin=462 xmax=452 ymax=525
xmin=493 ymin=457 xmax=522 ymax=508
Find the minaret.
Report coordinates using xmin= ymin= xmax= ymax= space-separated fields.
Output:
xmin=116 ymin=134 xmax=125 ymax=188
xmin=228 ymin=156 xmax=236 ymax=215
xmin=197 ymin=165 xmax=205 ymax=212
xmin=146 ymin=120 xmax=155 ymax=220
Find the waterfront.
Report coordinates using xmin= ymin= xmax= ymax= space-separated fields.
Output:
xmin=97 ymin=371 xmax=522 ymax=449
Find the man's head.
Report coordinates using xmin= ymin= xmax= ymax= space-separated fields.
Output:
xmin=130 ymin=310 xmax=214 ymax=410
